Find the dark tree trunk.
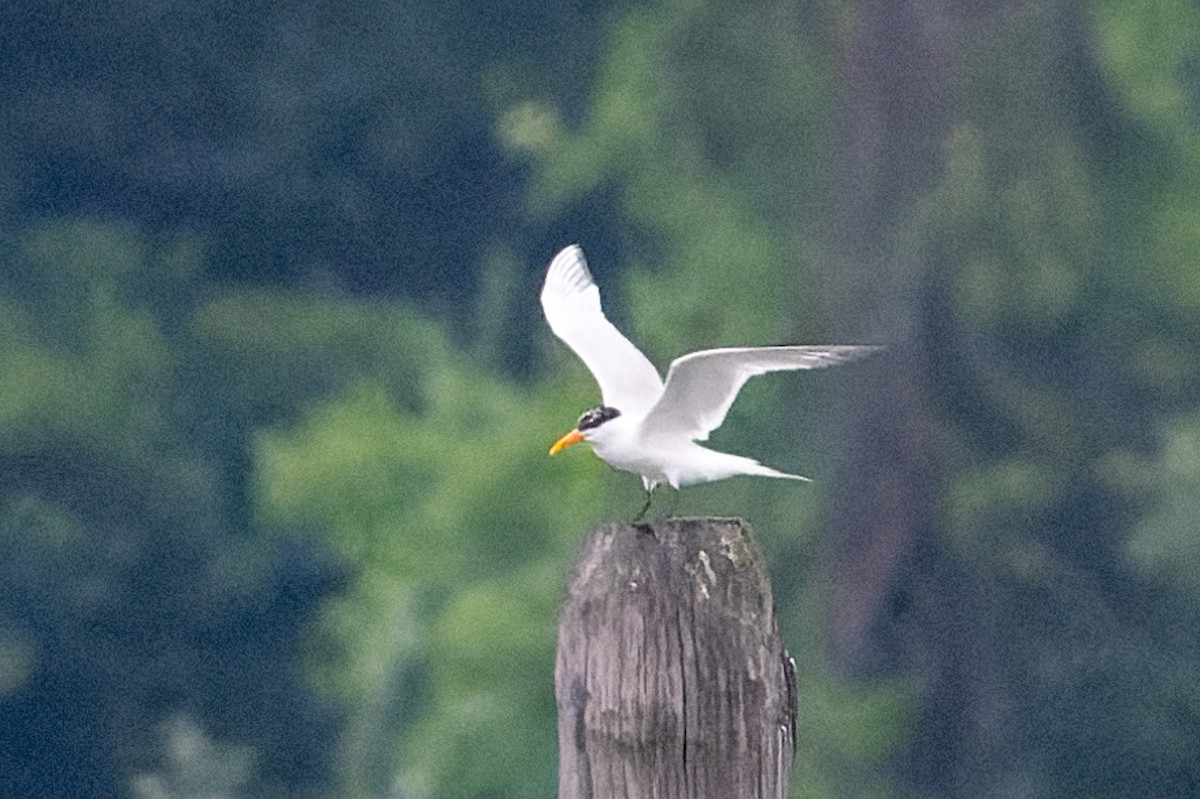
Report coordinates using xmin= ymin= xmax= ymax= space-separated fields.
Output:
xmin=823 ymin=0 xmax=957 ymax=674
xmin=556 ymin=517 xmax=796 ymax=799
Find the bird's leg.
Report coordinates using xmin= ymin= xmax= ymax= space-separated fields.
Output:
xmin=628 ymin=479 xmax=657 ymax=523
xmin=633 ymin=487 xmax=653 ymax=523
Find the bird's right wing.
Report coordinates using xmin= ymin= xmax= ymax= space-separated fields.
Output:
xmin=540 ymin=245 xmax=664 ymax=415
xmin=644 ymin=345 xmax=881 ymax=442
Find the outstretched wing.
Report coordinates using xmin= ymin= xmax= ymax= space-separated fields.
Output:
xmin=540 ymin=245 xmax=664 ymax=416
xmin=643 ymin=345 xmax=881 ymax=441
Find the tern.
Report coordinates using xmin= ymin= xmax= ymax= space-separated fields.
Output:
xmin=542 ymin=244 xmax=880 ymax=517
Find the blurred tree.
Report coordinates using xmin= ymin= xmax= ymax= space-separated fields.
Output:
xmin=825 ymin=0 xmax=1200 ymax=795
xmin=0 ymin=220 xmax=343 ymax=798
xmin=0 ymin=0 xmax=612 ymax=316
xmin=131 ymin=715 xmax=257 ymax=799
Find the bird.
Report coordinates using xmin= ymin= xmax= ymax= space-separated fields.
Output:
xmin=541 ymin=244 xmax=880 ymax=519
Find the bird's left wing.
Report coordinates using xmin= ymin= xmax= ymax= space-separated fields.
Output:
xmin=540 ymin=245 xmax=665 ymax=415
xmin=643 ymin=346 xmax=881 ymax=442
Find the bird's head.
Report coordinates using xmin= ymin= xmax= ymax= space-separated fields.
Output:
xmin=548 ymin=406 xmax=621 ymax=454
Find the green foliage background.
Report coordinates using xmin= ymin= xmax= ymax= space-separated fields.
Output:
xmin=1 ymin=1 xmax=1198 ymax=797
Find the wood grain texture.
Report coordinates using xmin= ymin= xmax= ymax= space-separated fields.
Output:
xmin=556 ymin=517 xmax=796 ymax=799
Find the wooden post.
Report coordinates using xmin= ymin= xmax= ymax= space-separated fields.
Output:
xmin=556 ymin=517 xmax=797 ymax=799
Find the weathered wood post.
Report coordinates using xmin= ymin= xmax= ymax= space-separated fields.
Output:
xmin=556 ymin=517 xmax=797 ymax=799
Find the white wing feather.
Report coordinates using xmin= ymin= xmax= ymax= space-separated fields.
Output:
xmin=643 ymin=346 xmax=881 ymax=441
xmin=540 ymin=245 xmax=664 ymax=415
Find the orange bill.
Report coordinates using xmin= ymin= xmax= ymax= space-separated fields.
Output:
xmin=549 ymin=428 xmax=584 ymax=455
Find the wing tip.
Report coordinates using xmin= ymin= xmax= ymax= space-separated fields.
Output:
xmin=544 ymin=243 xmax=596 ymax=296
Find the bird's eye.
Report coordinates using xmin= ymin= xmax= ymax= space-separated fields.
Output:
xmin=578 ymin=406 xmax=620 ymax=431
